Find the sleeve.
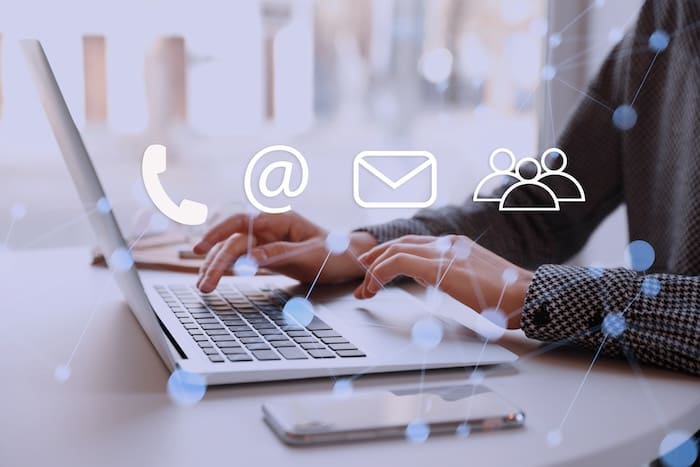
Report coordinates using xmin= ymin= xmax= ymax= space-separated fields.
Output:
xmin=358 ymin=19 xmax=636 ymax=270
xmin=522 ymin=265 xmax=700 ymax=376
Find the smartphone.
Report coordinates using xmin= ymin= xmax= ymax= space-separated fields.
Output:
xmin=262 ymin=383 xmax=524 ymax=445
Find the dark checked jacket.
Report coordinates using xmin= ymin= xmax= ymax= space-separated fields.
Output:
xmin=361 ymin=0 xmax=700 ymax=376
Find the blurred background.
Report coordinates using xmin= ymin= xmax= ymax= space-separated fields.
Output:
xmin=0 ymin=0 xmax=641 ymax=266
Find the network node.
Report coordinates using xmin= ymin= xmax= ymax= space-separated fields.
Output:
xmin=594 ymin=0 xmax=605 ymax=8
xmin=455 ymin=422 xmax=471 ymax=438
xmin=419 ymin=47 xmax=453 ymax=85
xmin=608 ymin=27 xmax=624 ymax=44
xmin=167 ymin=369 xmax=206 ymax=407
xmin=10 ymin=202 xmax=27 ymax=220
xmin=96 ymin=197 xmax=112 ymax=214
xmin=283 ymin=297 xmax=315 ymax=328
xmin=468 ymin=369 xmax=485 ymax=385
xmin=233 ymin=255 xmax=259 ymax=277
xmin=435 ymin=236 xmax=452 ymax=254
xmin=541 ymin=64 xmax=557 ymax=81
xmin=452 ymin=237 xmax=472 ymax=259
xmin=548 ymin=33 xmax=562 ymax=48
xmin=53 ymin=364 xmax=71 ymax=383
xmin=405 ymin=421 xmax=430 ymax=443
xmin=641 ymin=276 xmax=661 ymax=297
xmin=659 ymin=430 xmax=698 ymax=467
xmin=649 ymin=30 xmax=670 ymax=53
xmin=411 ymin=317 xmax=444 ymax=350
xmin=325 ymin=231 xmax=351 ymax=255
xmin=624 ymin=240 xmax=655 ymax=272
xmin=602 ymin=312 xmax=626 ymax=338
xmin=109 ymin=247 xmax=134 ymax=272
xmin=613 ymin=105 xmax=638 ymax=131
xmin=546 ymin=429 xmax=563 ymax=447
xmin=587 ymin=264 xmax=605 ymax=279
xmin=333 ymin=378 xmax=353 ymax=399
xmin=501 ymin=268 xmax=518 ymax=286
xmin=475 ymin=308 xmax=508 ymax=341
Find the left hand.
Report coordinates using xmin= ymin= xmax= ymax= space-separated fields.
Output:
xmin=353 ymin=235 xmax=534 ymax=329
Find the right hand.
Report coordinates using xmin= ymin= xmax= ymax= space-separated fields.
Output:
xmin=193 ymin=211 xmax=378 ymax=293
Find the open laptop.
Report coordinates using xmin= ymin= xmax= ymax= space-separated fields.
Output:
xmin=21 ymin=40 xmax=517 ymax=385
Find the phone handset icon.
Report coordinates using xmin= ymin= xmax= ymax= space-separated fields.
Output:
xmin=142 ymin=144 xmax=208 ymax=226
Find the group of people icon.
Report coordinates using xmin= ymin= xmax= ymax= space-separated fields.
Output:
xmin=473 ymin=147 xmax=585 ymax=212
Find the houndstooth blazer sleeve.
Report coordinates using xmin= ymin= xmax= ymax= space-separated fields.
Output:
xmin=522 ymin=266 xmax=699 ymax=376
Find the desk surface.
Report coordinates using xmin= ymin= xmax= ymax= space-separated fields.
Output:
xmin=1 ymin=248 xmax=698 ymax=467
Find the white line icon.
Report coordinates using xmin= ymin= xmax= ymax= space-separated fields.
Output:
xmin=353 ymin=151 xmax=437 ymax=209
xmin=244 ymin=145 xmax=309 ymax=214
xmin=473 ymin=147 xmax=585 ymax=212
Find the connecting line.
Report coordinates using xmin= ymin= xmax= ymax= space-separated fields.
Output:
xmin=3 ymin=218 xmax=16 ymax=248
xmin=305 ymin=250 xmax=332 ymax=300
xmin=128 ymin=224 xmax=151 ymax=252
xmin=557 ymin=334 xmax=609 ymax=431
xmin=557 ymin=0 xmax=599 ymax=36
xmin=554 ymin=77 xmax=614 ymax=112
xmin=547 ymin=82 xmax=557 ymax=145
xmin=631 ymin=51 xmax=660 ymax=106
xmin=22 ymin=207 xmax=98 ymax=248
xmin=247 ymin=213 xmax=255 ymax=257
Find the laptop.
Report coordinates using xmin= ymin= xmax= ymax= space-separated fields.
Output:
xmin=21 ymin=40 xmax=517 ymax=385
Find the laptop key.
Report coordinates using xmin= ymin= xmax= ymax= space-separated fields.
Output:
xmin=306 ymin=318 xmax=332 ymax=331
xmin=293 ymin=336 xmax=319 ymax=344
xmin=328 ymin=343 xmax=358 ymax=351
xmin=221 ymin=347 xmax=247 ymax=355
xmin=209 ymin=355 xmax=225 ymax=363
xmin=263 ymin=334 xmax=289 ymax=341
xmin=211 ymin=335 xmax=235 ymax=342
xmin=227 ymin=354 xmax=253 ymax=362
xmin=286 ymin=330 xmax=311 ymax=338
xmin=239 ymin=337 xmax=264 ymax=344
xmin=312 ymin=330 xmax=342 ymax=338
xmin=206 ymin=330 xmax=229 ymax=336
xmin=183 ymin=323 xmax=198 ymax=330
xmin=307 ymin=349 xmax=336 ymax=359
xmin=192 ymin=335 xmax=209 ymax=342
xmin=216 ymin=341 xmax=241 ymax=348
xmin=202 ymin=347 xmax=219 ymax=355
xmin=321 ymin=337 xmax=350 ymax=344
xmin=300 ymin=342 xmax=326 ymax=350
xmin=258 ymin=328 xmax=282 ymax=335
xmin=233 ymin=331 xmax=258 ymax=338
xmin=270 ymin=340 xmax=297 ymax=348
xmin=195 ymin=318 xmax=220 ymax=324
xmin=336 ymin=349 xmax=366 ymax=358
xmin=246 ymin=343 xmax=272 ymax=351
xmin=252 ymin=350 xmax=281 ymax=361
xmin=201 ymin=324 xmax=225 ymax=330
xmin=278 ymin=347 xmax=308 ymax=360
xmin=228 ymin=325 xmax=252 ymax=332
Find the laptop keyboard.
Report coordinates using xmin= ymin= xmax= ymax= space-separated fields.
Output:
xmin=154 ymin=284 xmax=366 ymax=363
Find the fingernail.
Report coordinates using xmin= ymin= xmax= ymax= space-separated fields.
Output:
xmin=194 ymin=241 xmax=210 ymax=253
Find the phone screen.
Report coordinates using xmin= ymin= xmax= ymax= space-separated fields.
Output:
xmin=263 ymin=384 xmax=524 ymax=444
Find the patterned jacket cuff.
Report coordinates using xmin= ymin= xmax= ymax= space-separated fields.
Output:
xmin=521 ymin=264 xmax=640 ymax=355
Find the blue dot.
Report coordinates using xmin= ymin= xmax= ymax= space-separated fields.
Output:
xmin=435 ymin=236 xmax=451 ymax=254
xmin=283 ymin=297 xmax=315 ymax=327
xmin=602 ymin=312 xmax=626 ymax=338
xmin=547 ymin=429 xmax=562 ymax=447
xmin=455 ymin=423 xmax=471 ymax=438
xmin=625 ymin=240 xmax=655 ymax=272
xmin=405 ymin=421 xmax=430 ymax=443
xmin=613 ymin=105 xmax=638 ymax=130
xmin=167 ymin=369 xmax=206 ymax=406
xmin=549 ymin=33 xmax=562 ymax=48
xmin=333 ymin=378 xmax=353 ymax=398
xmin=411 ymin=317 xmax=443 ymax=350
xmin=641 ymin=277 xmax=661 ymax=297
xmin=54 ymin=364 xmax=71 ymax=383
xmin=109 ymin=247 xmax=134 ymax=272
xmin=588 ymin=265 xmax=605 ymax=279
xmin=649 ymin=30 xmax=670 ymax=52
xmin=96 ymin=197 xmax=112 ymax=213
xmin=325 ymin=232 xmax=350 ymax=255
xmin=541 ymin=65 xmax=557 ymax=81
xmin=659 ymin=431 xmax=698 ymax=467
xmin=233 ymin=255 xmax=258 ymax=277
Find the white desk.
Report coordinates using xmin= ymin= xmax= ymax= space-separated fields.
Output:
xmin=1 ymin=248 xmax=698 ymax=467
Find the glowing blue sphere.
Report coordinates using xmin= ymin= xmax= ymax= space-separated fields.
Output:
xmin=167 ymin=369 xmax=206 ymax=406
xmin=649 ymin=30 xmax=670 ymax=52
xmin=641 ymin=276 xmax=661 ymax=297
xmin=109 ymin=247 xmax=134 ymax=272
xmin=325 ymin=232 xmax=351 ymax=255
xmin=602 ymin=312 xmax=626 ymax=338
xmin=96 ymin=197 xmax=112 ymax=213
xmin=411 ymin=317 xmax=444 ymax=350
xmin=283 ymin=297 xmax=315 ymax=327
xmin=613 ymin=105 xmax=638 ymax=130
xmin=233 ymin=255 xmax=259 ymax=277
xmin=625 ymin=240 xmax=655 ymax=272
xmin=405 ymin=421 xmax=430 ymax=443
xmin=659 ymin=431 xmax=698 ymax=467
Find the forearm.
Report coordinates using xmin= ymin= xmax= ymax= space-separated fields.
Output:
xmin=522 ymin=265 xmax=700 ymax=376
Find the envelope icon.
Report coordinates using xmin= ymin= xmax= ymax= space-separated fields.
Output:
xmin=353 ymin=151 xmax=438 ymax=208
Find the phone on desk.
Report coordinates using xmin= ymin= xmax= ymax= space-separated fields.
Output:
xmin=262 ymin=384 xmax=524 ymax=445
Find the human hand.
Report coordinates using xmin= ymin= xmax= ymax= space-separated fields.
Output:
xmin=193 ymin=211 xmax=378 ymax=293
xmin=354 ymin=235 xmax=533 ymax=329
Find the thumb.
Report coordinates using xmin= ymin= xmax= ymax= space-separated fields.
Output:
xmin=250 ymin=239 xmax=319 ymax=267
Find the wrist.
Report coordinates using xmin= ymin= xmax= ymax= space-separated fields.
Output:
xmin=505 ymin=270 xmax=534 ymax=329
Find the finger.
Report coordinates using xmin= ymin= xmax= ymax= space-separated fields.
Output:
xmin=196 ymin=242 xmax=223 ymax=289
xmin=366 ymin=242 xmax=441 ymax=272
xmin=193 ymin=214 xmax=249 ymax=254
xmin=357 ymin=235 xmax=436 ymax=265
xmin=355 ymin=254 xmax=439 ymax=299
xmin=250 ymin=238 xmax=321 ymax=268
xmin=199 ymin=234 xmax=250 ymax=292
